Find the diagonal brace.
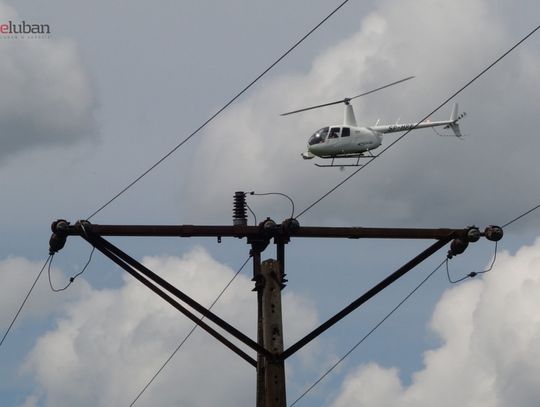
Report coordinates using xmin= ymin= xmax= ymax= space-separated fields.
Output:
xmin=281 ymin=237 xmax=451 ymax=360
xmin=82 ymin=232 xmax=267 ymax=365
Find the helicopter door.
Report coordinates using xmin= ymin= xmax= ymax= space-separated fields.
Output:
xmin=328 ymin=127 xmax=340 ymax=139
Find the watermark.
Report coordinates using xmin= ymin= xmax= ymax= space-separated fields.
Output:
xmin=0 ymin=20 xmax=52 ymax=39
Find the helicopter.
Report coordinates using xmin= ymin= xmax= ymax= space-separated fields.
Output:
xmin=281 ymin=76 xmax=466 ymax=167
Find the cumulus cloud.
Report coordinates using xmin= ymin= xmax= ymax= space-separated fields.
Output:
xmin=21 ymin=248 xmax=320 ymax=407
xmin=181 ymin=0 xmax=540 ymax=229
xmin=328 ymin=237 xmax=540 ymax=407
xmin=0 ymin=1 xmax=96 ymax=164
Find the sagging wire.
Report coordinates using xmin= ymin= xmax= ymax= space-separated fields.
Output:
xmin=446 ymin=241 xmax=498 ymax=284
xmin=246 ymin=202 xmax=257 ymax=226
xmin=289 ymin=258 xmax=447 ymax=406
xmin=247 ymin=191 xmax=296 ymax=220
xmin=129 ymin=255 xmax=252 ymax=407
xmin=0 ymin=255 xmax=53 ymax=349
xmin=47 ymin=247 xmax=95 ymax=292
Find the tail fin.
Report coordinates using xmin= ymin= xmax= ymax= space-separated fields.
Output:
xmin=344 ymin=103 xmax=357 ymax=127
xmin=447 ymin=102 xmax=464 ymax=137
xmin=450 ymin=103 xmax=459 ymax=122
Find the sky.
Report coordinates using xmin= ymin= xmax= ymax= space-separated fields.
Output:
xmin=1 ymin=0 xmax=540 ymax=406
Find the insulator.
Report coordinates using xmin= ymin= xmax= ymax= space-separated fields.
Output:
xmin=467 ymin=227 xmax=481 ymax=242
xmin=449 ymin=238 xmax=469 ymax=258
xmin=282 ymin=218 xmax=300 ymax=233
xmin=233 ymin=191 xmax=247 ymax=226
xmin=262 ymin=217 xmax=276 ymax=232
xmin=485 ymin=225 xmax=503 ymax=242
xmin=49 ymin=233 xmax=66 ymax=254
xmin=51 ymin=219 xmax=69 ymax=233
xmin=49 ymin=220 xmax=69 ymax=255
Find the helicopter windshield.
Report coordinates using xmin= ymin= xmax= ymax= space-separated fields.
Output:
xmin=308 ymin=127 xmax=329 ymax=145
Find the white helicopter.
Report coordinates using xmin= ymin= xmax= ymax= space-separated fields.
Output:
xmin=282 ymin=76 xmax=466 ymax=167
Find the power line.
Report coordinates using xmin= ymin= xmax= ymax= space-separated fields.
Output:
xmin=502 ymin=202 xmax=540 ymax=229
xmin=129 ymin=255 xmax=252 ymax=407
xmin=289 ymin=258 xmax=447 ymax=406
xmin=86 ymin=0 xmax=353 ymax=221
xmin=0 ymin=255 xmax=52 ymax=349
xmin=297 ymin=24 xmax=540 ymax=219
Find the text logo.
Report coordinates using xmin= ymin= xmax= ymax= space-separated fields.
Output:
xmin=0 ymin=20 xmax=51 ymax=39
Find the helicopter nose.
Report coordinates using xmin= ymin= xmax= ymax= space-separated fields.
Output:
xmin=308 ymin=144 xmax=322 ymax=155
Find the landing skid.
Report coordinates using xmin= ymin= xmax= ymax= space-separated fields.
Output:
xmin=315 ymin=153 xmax=378 ymax=168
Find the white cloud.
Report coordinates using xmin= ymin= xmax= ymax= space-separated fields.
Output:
xmin=19 ymin=395 xmax=39 ymax=407
xmin=180 ymin=0 xmax=540 ymax=229
xmin=328 ymin=237 xmax=540 ymax=407
xmin=0 ymin=1 xmax=96 ymax=164
xmin=0 ymin=256 xmax=90 ymax=329
xmin=21 ymin=247 xmax=320 ymax=407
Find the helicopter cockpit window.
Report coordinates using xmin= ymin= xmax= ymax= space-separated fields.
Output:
xmin=308 ymin=127 xmax=329 ymax=145
xmin=341 ymin=127 xmax=350 ymax=137
xmin=328 ymin=127 xmax=340 ymax=139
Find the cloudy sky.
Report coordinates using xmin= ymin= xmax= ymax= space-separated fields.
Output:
xmin=1 ymin=0 xmax=540 ymax=406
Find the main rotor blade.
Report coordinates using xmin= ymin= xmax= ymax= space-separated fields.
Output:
xmin=348 ymin=75 xmax=415 ymax=101
xmin=280 ymin=75 xmax=415 ymax=116
xmin=280 ymin=99 xmax=348 ymax=116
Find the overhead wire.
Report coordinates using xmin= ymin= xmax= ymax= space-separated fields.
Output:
xmin=289 ymin=258 xmax=448 ymax=406
xmin=129 ymin=255 xmax=252 ymax=407
xmin=86 ymin=0 xmax=354 ymax=221
xmin=296 ymin=24 xmax=540 ymax=219
xmin=502 ymin=202 xmax=540 ymax=229
xmin=0 ymin=255 xmax=52 ymax=349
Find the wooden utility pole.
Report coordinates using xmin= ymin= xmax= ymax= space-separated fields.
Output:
xmin=260 ymin=259 xmax=286 ymax=407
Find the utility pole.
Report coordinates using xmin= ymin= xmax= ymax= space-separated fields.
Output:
xmin=48 ymin=192 xmax=503 ymax=406
xmin=261 ymin=259 xmax=286 ymax=407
